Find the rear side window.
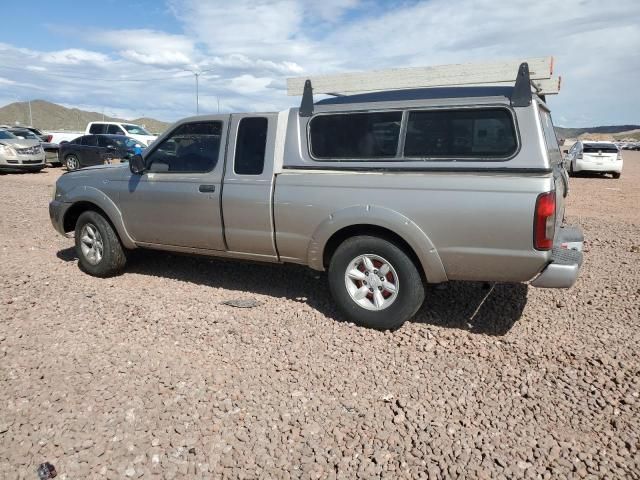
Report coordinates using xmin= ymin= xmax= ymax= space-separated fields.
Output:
xmin=106 ymin=124 xmax=123 ymax=135
xmin=310 ymin=112 xmax=402 ymax=159
xmin=234 ymin=117 xmax=268 ymax=175
xmin=88 ymin=124 xmax=105 ymax=134
xmin=97 ymin=136 xmax=115 ymax=147
xmin=405 ymin=109 xmax=517 ymax=158
xmin=80 ymin=136 xmax=97 ymax=146
xmin=538 ymin=109 xmax=562 ymax=164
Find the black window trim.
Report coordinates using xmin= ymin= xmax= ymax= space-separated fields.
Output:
xmin=144 ymin=120 xmax=224 ymax=175
xmin=402 ymin=105 xmax=521 ymax=162
xmin=305 ymin=104 xmax=521 ymax=163
xmin=306 ymin=108 xmax=404 ymax=162
xmin=233 ymin=116 xmax=269 ymax=176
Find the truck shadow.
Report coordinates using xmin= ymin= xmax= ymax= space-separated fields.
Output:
xmin=57 ymin=247 xmax=526 ymax=335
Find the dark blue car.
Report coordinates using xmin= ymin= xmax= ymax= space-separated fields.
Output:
xmin=59 ymin=134 xmax=146 ymax=170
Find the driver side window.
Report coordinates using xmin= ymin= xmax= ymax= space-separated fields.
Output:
xmin=147 ymin=121 xmax=222 ymax=173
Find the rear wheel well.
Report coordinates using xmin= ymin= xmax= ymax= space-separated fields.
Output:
xmin=63 ymin=202 xmax=110 ymax=233
xmin=322 ymin=225 xmax=425 ymax=281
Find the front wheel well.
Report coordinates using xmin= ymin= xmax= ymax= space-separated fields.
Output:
xmin=322 ymin=224 xmax=426 ymax=281
xmin=63 ymin=201 xmax=109 ymax=233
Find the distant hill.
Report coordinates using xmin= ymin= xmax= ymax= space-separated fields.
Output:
xmin=0 ymin=100 xmax=171 ymax=134
xmin=555 ymin=125 xmax=640 ymax=139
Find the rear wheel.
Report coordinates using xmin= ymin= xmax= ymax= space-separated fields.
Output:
xmin=328 ymin=236 xmax=425 ymax=330
xmin=74 ymin=211 xmax=127 ymax=277
xmin=612 ymin=172 xmax=621 ymax=179
xmin=65 ymin=154 xmax=79 ymax=171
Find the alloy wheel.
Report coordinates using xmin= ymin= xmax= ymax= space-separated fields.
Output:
xmin=344 ymin=254 xmax=399 ymax=311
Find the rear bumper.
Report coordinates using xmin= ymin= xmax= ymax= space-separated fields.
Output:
xmin=531 ymin=225 xmax=584 ymax=288
xmin=575 ymin=158 xmax=622 ymax=173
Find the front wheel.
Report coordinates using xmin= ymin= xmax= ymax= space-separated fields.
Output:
xmin=65 ymin=154 xmax=79 ymax=171
xmin=328 ymin=236 xmax=425 ymax=330
xmin=612 ymin=172 xmax=621 ymax=179
xmin=74 ymin=211 xmax=127 ymax=277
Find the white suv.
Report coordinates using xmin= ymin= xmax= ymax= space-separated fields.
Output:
xmin=86 ymin=122 xmax=157 ymax=146
xmin=566 ymin=141 xmax=623 ymax=179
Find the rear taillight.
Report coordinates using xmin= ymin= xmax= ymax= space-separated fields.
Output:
xmin=44 ymin=135 xmax=53 ymax=142
xmin=617 ymin=151 xmax=622 ymax=161
xmin=534 ymin=191 xmax=556 ymax=251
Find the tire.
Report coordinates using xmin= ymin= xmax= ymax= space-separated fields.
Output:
xmin=612 ymin=172 xmax=621 ymax=179
xmin=74 ymin=210 xmax=127 ymax=277
xmin=328 ymin=235 xmax=425 ymax=330
xmin=65 ymin=154 xmax=79 ymax=171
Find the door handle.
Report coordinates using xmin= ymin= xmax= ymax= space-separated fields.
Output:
xmin=199 ymin=184 xmax=216 ymax=193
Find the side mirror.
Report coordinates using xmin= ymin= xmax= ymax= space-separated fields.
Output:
xmin=129 ymin=154 xmax=145 ymax=174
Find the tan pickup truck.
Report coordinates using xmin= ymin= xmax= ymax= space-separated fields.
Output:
xmin=50 ymin=59 xmax=583 ymax=329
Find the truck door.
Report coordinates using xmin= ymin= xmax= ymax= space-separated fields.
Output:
xmin=118 ymin=117 xmax=228 ymax=251
xmin=81 ymin=135 xmax=102 ymax=166
xmin=222 ymin=114 xmax=278 ymax=258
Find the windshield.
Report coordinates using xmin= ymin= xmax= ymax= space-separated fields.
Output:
xmin=10 ymin=130 xmax=38 ymax=139
xmin=0 ymin=130 xmax=17 ymax=139
xmin=122 ymin=124 xmax=151 ymax=135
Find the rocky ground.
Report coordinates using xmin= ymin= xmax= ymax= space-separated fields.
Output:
xmin=1 ymin=154 xmax=638 ymax=479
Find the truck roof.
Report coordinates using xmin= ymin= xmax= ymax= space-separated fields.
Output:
xmin=315 ymin=86 xmax=515 ymax=106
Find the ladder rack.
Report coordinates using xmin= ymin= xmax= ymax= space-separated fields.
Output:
xmin=287 ymin=57 xmax=561 ymax=116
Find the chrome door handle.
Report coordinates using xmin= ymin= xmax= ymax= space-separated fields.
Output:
xmin=199 ymin=184 xmax=216 ymax=193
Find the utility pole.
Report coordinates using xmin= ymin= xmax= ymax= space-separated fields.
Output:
xmin=195 ymin=72 xmax=200 ymax=114
xmin=28 ymin=100 xmax=33 ymax=126
xmin=183 ymin=68 xmax=212 ymax=114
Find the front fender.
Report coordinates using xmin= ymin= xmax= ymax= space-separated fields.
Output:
xmin=64 ymin=186 xmax=136 ymax=249
xmin=307 ymin=205 xmax=447 ymax=283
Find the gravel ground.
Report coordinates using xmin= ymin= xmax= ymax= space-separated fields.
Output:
xmin=1 ymin=154 xmax=639 ymax=479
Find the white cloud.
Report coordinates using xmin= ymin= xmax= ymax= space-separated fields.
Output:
xmin=43 ymin=49 xmax=109 ymax=65
xmin=0 ymin=0 xmax=639 ymax=126
xmin=229 ymin=74 xmax=273 ymax=94
xmin=119 ymin=49 xmax=191 ymax=66
xmin=90 ymin=28 xmax=196 ymax=67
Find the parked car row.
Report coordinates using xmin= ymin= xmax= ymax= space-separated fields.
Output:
xmin=616 ymin=141 xmax=640 ymax=150
xmin=4 ymin=127 xmax=61 ymax=165
xmin=1 ymin=124 xmax=148 ymax=172
xmin=0 ymin=127 xmax=46 ymax=173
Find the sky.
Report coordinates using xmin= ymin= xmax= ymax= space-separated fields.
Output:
xmin=0 ymin=0 xmax=638 ymax=127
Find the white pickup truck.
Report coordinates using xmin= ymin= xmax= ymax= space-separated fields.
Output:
xmin=47 ymin=121 xmax=157 ymax=146
xmin=85 ymin=122 xmax=157 ymax=146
